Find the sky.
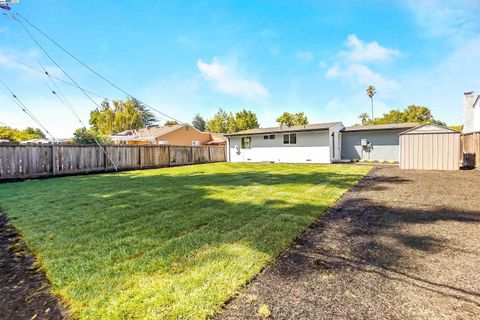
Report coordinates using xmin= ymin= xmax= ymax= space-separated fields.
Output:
xmin=1 ymin=0 xmax=479 ymax=138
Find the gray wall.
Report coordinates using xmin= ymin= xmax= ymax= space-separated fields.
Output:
xmin=341 ymin=129 xmax=405 ymax=161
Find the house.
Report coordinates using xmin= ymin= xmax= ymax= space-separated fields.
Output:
xmin=340 ymin=123 xmax=418 ymax=162
xmin=111 ymin=124 xmax=226 ymax=146
xmin=225 ymin=122 xmax=344 ymax=163
xmin=464 ymin=91 xmax=480 ymax=133
xmin=19 ymin=138 xmax=51 ymax=144
xmin=0 ymin=139 xmax=9 ymax=144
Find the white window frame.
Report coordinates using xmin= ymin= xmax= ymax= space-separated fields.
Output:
xmin=241 ymin=137 xmax=252 ymax=149
xmin=192 ymin=140 xmax=200 ymax=146
xmin=283 ymin=133 xmax=297 ymax=145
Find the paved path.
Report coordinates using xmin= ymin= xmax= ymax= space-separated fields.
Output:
xmin=217 ymin=167 xmax=480 ymax=319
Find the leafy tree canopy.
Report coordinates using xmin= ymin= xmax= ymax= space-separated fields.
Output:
xmin=205 ymin=108 xmax=260 ymax=133
xmin=358 ymin=105 xmax=446 ymax=126
xmin=164 ymin=121 xmax=179 ymax=126
xmin=276 ymin=112 xmax=309 ymax=127
xmin=235 ymin=109 xmax=259 ymax=132
xmin=192 ymin=114 xmax=206 ymax=132
xmin=0 ymin=126 xmax=45 ymax=142
xmin=73 ymin=127 xmax=111 ymax=144
xmin=89 ymin=98 xmax=157 ymax=135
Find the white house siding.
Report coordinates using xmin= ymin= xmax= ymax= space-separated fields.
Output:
xmin=474 ymin=105 xmax=480 ymax=132
xmin=228 ymin=130 xmax=332 ymax=163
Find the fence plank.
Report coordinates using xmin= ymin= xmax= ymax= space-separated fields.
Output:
xmin=461 ymin=132 xmax=480 ymax=168
xmin=0 ymin=144 xmax=226 ymax=180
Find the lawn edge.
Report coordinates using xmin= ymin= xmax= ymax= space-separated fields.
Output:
xmin=210 ymin=165 xmax=374 ymax=318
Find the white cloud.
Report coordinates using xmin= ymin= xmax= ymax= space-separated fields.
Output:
xmin=197 ymin=58 xmax=270 ymax=100
xmin=325 ymin=65 xmax=340 ymax=78
xmin=295 ymin=51 xmax=314 ymax=63
xmin=404 ymin=0 xmax=480 ymax=39
xmin=325 ymin=35 xmax=399 ymax=90
xmin=342 ymin=34 xmax=400 ymax=62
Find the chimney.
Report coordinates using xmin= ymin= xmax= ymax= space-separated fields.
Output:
xmin=464 ymin=91 xmax=475 ymax=134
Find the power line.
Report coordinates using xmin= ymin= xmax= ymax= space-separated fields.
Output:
xmin=12 ymin=14 xmax=103 ymax=110
xmin=15 ymin=12 xmax=183 ymax=124
xmin=36 ymin=59 xmax=118 ymax=170
xmin=0 ymin=79 xmax=56 ymax=140
xmin=2 ymin=53 xmax=108 ymax=100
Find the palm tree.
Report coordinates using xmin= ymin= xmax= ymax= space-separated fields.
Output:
xmin=359 ymin=112 xmax=370 ymax=125
xmin=366 ymin=85 xmax=376 ymax=120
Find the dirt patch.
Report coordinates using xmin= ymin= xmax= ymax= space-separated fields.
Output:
xmin=0 ymin=214 xmax=68 ymax=320
xmin=217 ymin=167 xmax=480 ymax=319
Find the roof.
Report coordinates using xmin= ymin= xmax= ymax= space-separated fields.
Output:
xmin=224 ymin=122 xmax=342 ymax=137
xmin=112 ymin=124 xmax=188 ymax=141
xmin=207 ymin=132 xmax=227 ymax=144
xmin=19 ymin=138 xmax=51 ymax=144
xmin=400 ymin=123 xmax=460 ymax=135
xmin=342 ymin=122 xmax=419 ymax=132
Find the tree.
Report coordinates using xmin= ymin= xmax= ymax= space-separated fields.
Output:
xmin=0 ymin=126 xmax=46 ymax=142
xmin=235 ymin=109 xmax=259 ymax=131
xmin=276 ymin=112 xmax=309 ymax=127
xmin=206 ymin=108 xmax=260 ymax=133
xmin=89 ymin=98 xmax=158 ymax=135
xmin=130 ymin=98 xmax=157 ymax=127
xmin=192 ymin=114 xmax=206 ymax=132
xmin=205 ymin=109 xmax=230 ymax=133
xmin=358 ymin=105 xmax=446 ymax=126
xmin=359 ymin=113 xmax=370 ymax=125
xmin=73 ymin=127 xmax=111 ymax=144
xmin=366 ymin=85 xmax=376 ymax=120
xmin=293 ymin=112 xmax=308 ymax=126
xmin=164 ymin=121 xmax=179 ymax=126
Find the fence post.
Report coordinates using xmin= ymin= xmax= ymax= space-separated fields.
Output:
xmin=139 ymin=146 xmax=142 ymax=169
xmin=208 ymin=146 xmax=211 ymax=163
xmin=51 ymin=144 xmax=57 ymax=176
xmin=168 ymin=145 xmax=171 ymax=167
xmin=104 ymin=145 xmax=108 ymax=171
xmin=191 ymin=146 xmax=194 ymax=164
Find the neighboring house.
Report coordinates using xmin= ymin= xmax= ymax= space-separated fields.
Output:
xmin=340 ymin=123 xmax=418 ymax=162
xmin=225 ymin=122 xmax=344 ymax=164
xmin=19 ymin=138 xmax=51 ymax=144
xmin=111 ymin=124 xmax=226 ymax=146
xmin=464 ymin=91 xmax=480 ymax=134
xmin=0 ymin=139 xmax=9 ymax=144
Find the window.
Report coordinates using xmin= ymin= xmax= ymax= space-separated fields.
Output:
xmin=283 ymin=133 xmax=297 ymax=145
xmin=263 ymin=135 xmax=269 ymax=140
xmin=263 ymin=134 xmax=276 ymax=140
xmin=241 ymin=137 xmax=252 ymax=149
xmin=158 ymin=140 xmax=169 ymax=145
xmin=269 ymin=134 xmax=275 ymax=140
xmin=192 ymin=140 xmax=200 ymax=146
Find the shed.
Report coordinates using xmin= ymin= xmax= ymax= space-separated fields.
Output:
xmin=399 ymin=123 xmax=461 ymax=171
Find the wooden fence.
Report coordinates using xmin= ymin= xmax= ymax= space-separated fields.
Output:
xmin=0 ymin=144 xmax=226 ymax=181
xmin=461 ymin=132 xmax=480 ymax=168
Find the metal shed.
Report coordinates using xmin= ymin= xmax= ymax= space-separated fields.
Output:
xmin=400 ymin=123 xmax=461 ymax=171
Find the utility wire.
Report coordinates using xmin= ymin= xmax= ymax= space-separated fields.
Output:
xmin=15 ymin=12 xmax=183 ymax=124
xmin=12 ymin=14 xmax=103 ymax=110
xmin=2 ymin=53 xmax=108 ymax=100
xmin=0 ymin=80 xmax=56 ymax=141
xmin=37 ymin=59 xmax=118 ymax=170
xmin=9 ymin=14 xmax=118 ymax=169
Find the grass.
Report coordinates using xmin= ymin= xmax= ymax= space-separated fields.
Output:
xmin=0 ymin=163 xmax=370 ymax=319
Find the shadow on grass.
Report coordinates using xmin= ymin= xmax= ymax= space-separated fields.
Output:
xmin=0 ymin=164 xmax=371 ymax=318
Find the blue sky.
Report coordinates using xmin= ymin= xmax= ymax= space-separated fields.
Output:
xmin=1 ymin=0 xmax=479 ymax=137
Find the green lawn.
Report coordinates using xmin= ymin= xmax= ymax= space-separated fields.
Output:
xmin=0 ymin=163 xmax=370 ymax=319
